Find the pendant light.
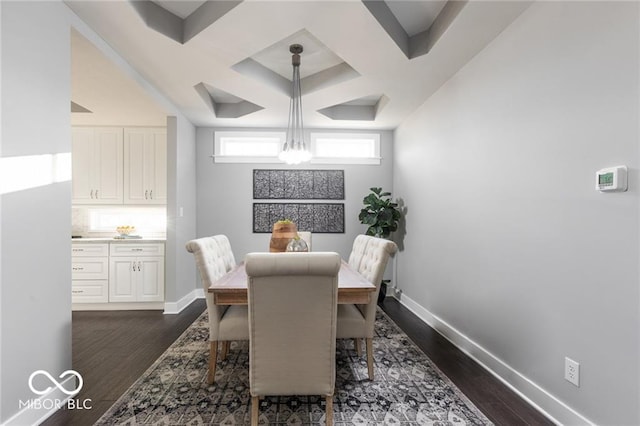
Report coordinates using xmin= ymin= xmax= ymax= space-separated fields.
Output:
xmin=279 ymin=44 xmax=311 ymax=165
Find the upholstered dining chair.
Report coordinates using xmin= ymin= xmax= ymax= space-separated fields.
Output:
xmin=297 ymin=231 xmax=312 ymax=251
xmin=245 ymin=252 xmax=341 ymax=426
xmin=338 ymin=234 xmax=398 ymax=380
xmin=185 ymin=235 xmax=249 ymax=384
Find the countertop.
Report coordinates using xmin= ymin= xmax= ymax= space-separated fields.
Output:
xmin=72 ymin=237 xmax=166 ymax=243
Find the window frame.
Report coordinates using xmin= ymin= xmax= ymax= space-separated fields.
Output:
xmin=309 ymin=132 xmax=381 ymax=165
xmin=213 ymin=131 xmax=285 ymax=164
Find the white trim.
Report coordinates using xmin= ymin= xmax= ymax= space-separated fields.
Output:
xmin=163 ymin=289 xmax=203 ymax=314
xmin=393 ymin=292 xmax=595 ymax=426
xmin=1 ymin=375 xmax=75 ymax=426
xmin=310 ymin=132 xmax=381 ymax=165
xmin=72 ymin=302 xmax=163 ymax=311
xmin=213 ymin=131 xmax=285 ymax=163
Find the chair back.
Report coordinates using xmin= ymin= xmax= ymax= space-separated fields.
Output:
xmin=185 ymin=235 xmax=237 ymax=339
xmin=297 ymin=231 xmax=312 ymax=251
xmin=350 ymin=235 xmax=398 ymax=330
xmin=246 ymin=252 xmax=340 ymax=397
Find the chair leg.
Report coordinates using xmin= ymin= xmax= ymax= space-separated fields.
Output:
xmin=366 ymin=338 xmax=374 ymax=380
xmin=221 ymin=341 xmax=229 ymax=361
xmin=325 ymin=394 xmax=333 ymax=426
xmin=208 ymin=341 xmax=218 ymax=385
xmin=251 ymin=396 xmax=259 ymax=426
xmin=354 ymin=338 xmax=362 ymax=356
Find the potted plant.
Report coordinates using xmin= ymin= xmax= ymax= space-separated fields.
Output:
xmin=358 ymin=187 xmax=401 ymax=303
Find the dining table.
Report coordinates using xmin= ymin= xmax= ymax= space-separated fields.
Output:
xmin=208 ymin=259 xmax=375 ymax=305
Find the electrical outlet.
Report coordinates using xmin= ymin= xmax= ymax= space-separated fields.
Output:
xmin=565 ymin=357 xmax=580 ymax=387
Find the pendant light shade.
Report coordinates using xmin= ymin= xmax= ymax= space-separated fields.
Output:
xmin=279 ymin=44 xmax=311 ymax=165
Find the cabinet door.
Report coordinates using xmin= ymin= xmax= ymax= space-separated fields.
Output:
xmin=109 ymin=257 xmax=137 ymax=302
xmin=137 ymin=256 xmax=165 ymax=302
xmin=71 ymin=128 xmax=95 ymax=203
xmin=72 ymin=257 xmax=109 ymax=280
xmin=94 ymin=129 xmax=124 ymax=204
xmin=72 ymin=280 xmax=108 ymax=303
xmin=72 ymin=127 xmax=123 ymax=204
xmin=148 ymin=129 xmax=167 ymax=204
xmin=123 ymin=129 xmax=147 ymax=204
xmin=124 ymin=128 xmax=166 ymax=205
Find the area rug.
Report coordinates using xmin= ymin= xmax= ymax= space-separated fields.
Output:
xmin=96 ymin=309 xmax=492 ymax=425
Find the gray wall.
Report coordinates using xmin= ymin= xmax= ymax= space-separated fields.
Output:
xmin=166 ymin=116 xmax=197 ymax=305
xmin=393 ymin=2 xmax=639 ymax=425
xmin=1 ymin=1 xmax=72 ymax=422
xmin=195 ymin=128 xmax=394 ymax=262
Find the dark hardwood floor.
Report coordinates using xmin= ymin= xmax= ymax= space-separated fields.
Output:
xmin=379 ymin=298 xmax=553 ymax=425
xmin=42 ymin=300 xmax=207 ymax=426
xmin=43 ymin=298 xmax=551 ymax=426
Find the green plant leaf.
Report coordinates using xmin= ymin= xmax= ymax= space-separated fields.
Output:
xmin=358 ymin=187 xmax=402 ymax=238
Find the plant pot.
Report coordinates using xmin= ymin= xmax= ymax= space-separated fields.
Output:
xmin=269 ymin=222 xmax=298 ymax=252
xmin=377 ymin=281 xmax=387 ymax=305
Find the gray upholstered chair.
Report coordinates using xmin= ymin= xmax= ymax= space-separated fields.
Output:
xmin=338 ymin=234 xmax=398 ymax=380
xmin=185 ymin=235 xmax=249 ymax=384
xmin=245 ymin=252 xmax=341 ymax=426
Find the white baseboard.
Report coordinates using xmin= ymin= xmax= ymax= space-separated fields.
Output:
xmin=72 ymin=302 xmax=164 ymax=311
xmin=394 ymin=293 xmax=594 ymax=426
xmin=163 ymin=289 xmax=204 ymax=314
xmin=1 ymin=375 xmax=75 ymax=426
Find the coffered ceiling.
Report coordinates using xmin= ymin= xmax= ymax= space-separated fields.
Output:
xmin=67 ymin=0 xmax=532 ymax=129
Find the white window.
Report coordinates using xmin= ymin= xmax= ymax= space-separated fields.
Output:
xmin=213 ymin=131 xmax=285 ymax=163
xmin=310 ymin=133 xmax=381 ymax=165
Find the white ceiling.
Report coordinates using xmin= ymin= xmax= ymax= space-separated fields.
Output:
xmin=67 ymin=0 xmax=532 ymax=129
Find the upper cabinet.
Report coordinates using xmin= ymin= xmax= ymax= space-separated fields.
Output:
xmin=72 ymin=127 xmax=166 ymax=206
xmin=123 ymin=128 xmax=167 ymax=205
xmin=72 ymin=127 xmax=124 ymax=204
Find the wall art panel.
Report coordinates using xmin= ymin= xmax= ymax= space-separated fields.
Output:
xmin=253 ymin=203 xmax=344 ymax=233
xmin=253 ymin=169 xmax=344 ymax=199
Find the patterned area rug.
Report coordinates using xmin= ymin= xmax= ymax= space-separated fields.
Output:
xmin=96 ymin=309 xmax=492 ymax=425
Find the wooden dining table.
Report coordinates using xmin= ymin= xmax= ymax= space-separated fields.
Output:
xmin=208 ymin=260 xmax=375 ymax=305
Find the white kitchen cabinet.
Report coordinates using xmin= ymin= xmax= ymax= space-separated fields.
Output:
xmin=72 ymin=280 xmax=109 ymax=304
xmin=72 ymin=127 xmax=123 ymax=204
xmin=72 ymin=243 xmax=109 ymax=303
xmin=109 ymin=243 xmax=165 ymax=303
xmin=123 ymin=128 xmax=167 ymax=205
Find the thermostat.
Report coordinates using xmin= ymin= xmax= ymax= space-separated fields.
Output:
xmin=595 ymin=166 xmax=627 ymax=192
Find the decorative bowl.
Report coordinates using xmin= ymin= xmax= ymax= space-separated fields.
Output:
xmin=116 ymin=226 xmax=135 ymax=236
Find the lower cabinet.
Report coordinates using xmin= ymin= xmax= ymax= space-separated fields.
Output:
xmin=108 ymin=243 xmax=165 ymax=303
xmin=71 ymin=241 xmax=165 ymax=307
xmin=109 ymin=256 xmax=165 ymax=302
xmin=72 ymin=280 xmax=109 ymax=303
xmin=72 ymin=243 xmax=109 ymax=303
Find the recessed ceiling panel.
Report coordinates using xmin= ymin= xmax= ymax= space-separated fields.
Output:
xmin=386 ymin=0 xmax=447 ymax=37
xmin=152 ymin=0 xmax=207 ymax=19
xmin=317 ymin=95 xmax=385 ymax=121
xmin=233 ymin=28 xmax=360 ymax=96
xmin=251 ymin=29 xmax=343 ymax=80
xmin=194 ymin=82 xmax=264 ymax=119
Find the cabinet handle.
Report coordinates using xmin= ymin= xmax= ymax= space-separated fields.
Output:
xmin=72 ymin=290 xmax=83 ymax=294
xmin=150 ymin=190 xmax=153 ymax=199
xmin=90 ymin=189 xmax=94 ymax=199
xmin=72 ymin=267 xmax=84 ymax=271
xmin=95 ymin=189 xmax=99 ymax=199
xmin=145 ymin=190 xmax=148 ymax=199
xmin=131 ymin=262 xmax=136 ymax=272
xmin=137 ymin=261 xmax=142 ymax=272
xmin=132 ymin=248 xmax=144 ymax=252
xmin=72 ymin=248 xmax=84 ymax=252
